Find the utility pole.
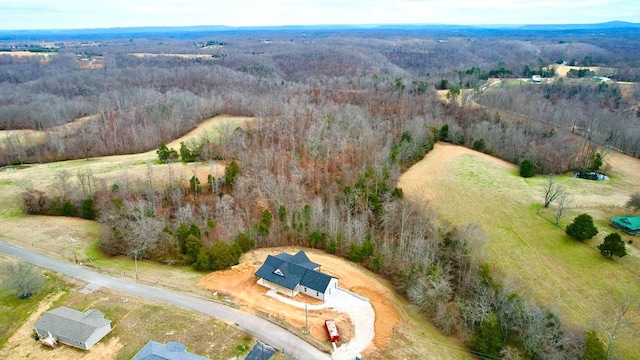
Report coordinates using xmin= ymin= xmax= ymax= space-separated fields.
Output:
xmin=70 ymin=237 xmax=78 ymax=264
xmin=305 ymin=304 xmax=308 ymax=334
xmin=134 ymin=250 xmax=139 ymax=281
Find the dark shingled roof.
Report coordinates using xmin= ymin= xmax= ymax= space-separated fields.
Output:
xmin=274 ymin=250 xmax=320 ymax=270
xmin=255 ymin=251 xmax=334 ymax=292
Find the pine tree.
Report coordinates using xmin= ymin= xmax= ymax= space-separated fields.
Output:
xmin=598 ymin=232 xmax=627 ymax=259
xmin=566 ymin=213 xmax=598 ymax=241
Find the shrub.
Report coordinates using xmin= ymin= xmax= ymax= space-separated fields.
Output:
xmin=156 ymin=142 xmax=179 ymax=163
xmin=62 ymin=200 xmax=77 ymax=217
xmin=81 ymin=197 xmax=97 ymax=220
xmin=519 ymin=159 xmax=535 ymax=178
xmin=565 ymin=213 xmax=598 ymax=241
xmin=597 ymin=232 xmax=627 ymax=259
xmin=583 ymin=330 xmax=606 ymax=360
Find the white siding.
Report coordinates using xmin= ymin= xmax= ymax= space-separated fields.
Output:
xmin=257 ymin=278 xmax=297 ymax=297
xmin=84 ymin=324 xmax=111 ymax=349
xmin=299 ymin=285 xmax=323 ymax=301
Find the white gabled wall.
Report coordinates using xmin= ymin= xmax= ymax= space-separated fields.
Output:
xmin=84 ymin=324 xmax=112 ymax=349
xmin=298 ymin=278 xmax=338 ymax=302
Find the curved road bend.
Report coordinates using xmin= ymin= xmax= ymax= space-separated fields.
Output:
xmin=0 ymin=241 xmax=330 ymax=360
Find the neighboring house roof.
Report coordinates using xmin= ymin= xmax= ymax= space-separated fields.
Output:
xmin=132 ymin=341 xmax=209 ymax=360
xmin=33 ymin=307 xmax=111 ymax=347
xmin=611 ymin=216 xmax=640 ymax=231
xmin=245 ymin=341 xmax=275 ymax=360
xmin=255 ymin=251 xmax=335 ymax=293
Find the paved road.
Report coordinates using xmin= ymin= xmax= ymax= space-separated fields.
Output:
xmin=0 ymin=241 xmax=331 ymax=360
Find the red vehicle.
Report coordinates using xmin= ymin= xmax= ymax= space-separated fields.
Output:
xmin=325 ymin=319 xmax=340 ymax=342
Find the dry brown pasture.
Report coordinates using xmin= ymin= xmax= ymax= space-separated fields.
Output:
xmin=551 ymin=64 xmax=616 ymax=77
xmin=0 ymin=51 xmax=56 ymax=59
xmin=130 ymin=53 xmax=221 ymax=60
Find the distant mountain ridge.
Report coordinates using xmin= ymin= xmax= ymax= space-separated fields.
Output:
xmin=1 ymin=21 xmax=639 ymax=40
xmin=515 ymin=21 xmax=640 ymax=30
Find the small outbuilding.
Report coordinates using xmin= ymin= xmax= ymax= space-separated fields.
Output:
xmin=33 ymin=307 xmax=111 ymax=350
xmin=610 ymin=216 xmax=640 ymax=235
xmin=255 ymin=250 xmax=338 ymax=302
xmin=132 ymin=341 xmax=209 ymax=360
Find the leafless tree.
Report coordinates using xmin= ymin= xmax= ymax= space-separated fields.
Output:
xmin=625 ymin=193 xmax=640 ymax=212
xmin=76 ymin=168 xmax=93 ymax=196
xmin=1 ymin=261 xmax=44 ymax=299
xmin=555 ymin=193 xmax=571 ymax=225
xmin=605 ymin=295 xmax=637 ymax=359
xmin=543 ymin=176 xmax=565 ymax=208
xmin=54 ymin=170 xmax=72 ymax=200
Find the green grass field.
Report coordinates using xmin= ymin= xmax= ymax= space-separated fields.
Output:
xmin=399 ymin=143 xmax=640 ymax=359
xmin=0 ymin=270 xmax=69 ymax=349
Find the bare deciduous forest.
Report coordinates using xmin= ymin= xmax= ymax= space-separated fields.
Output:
xmin=3 ymin=24 xmax=640 ymax=359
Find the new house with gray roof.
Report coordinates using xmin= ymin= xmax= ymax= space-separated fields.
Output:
xmin=132 ymin=341 xmax=209 ymax=360
xmin=33 ymin=307 xmax=111 ymax=350
xmin=255 ymin=250 xmax=338 ymax=301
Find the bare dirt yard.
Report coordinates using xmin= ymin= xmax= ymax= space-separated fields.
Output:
xmin=199 ymin=247 xmax=401 ymax=358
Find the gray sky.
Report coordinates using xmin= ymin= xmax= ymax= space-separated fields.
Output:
xmin=0 ymin=0 xmax=638 ymax=30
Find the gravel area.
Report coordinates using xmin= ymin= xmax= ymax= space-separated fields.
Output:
xmin=267 ymin=287 xmax=374 ymax=360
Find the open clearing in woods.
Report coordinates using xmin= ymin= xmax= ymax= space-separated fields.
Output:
xmin=0 ymin=115 xmax=252 ymax=218
xmin=0 ymin=115 xmax=471 ymax=359
xmin=398 ymin=142 xmax=640 ymax=359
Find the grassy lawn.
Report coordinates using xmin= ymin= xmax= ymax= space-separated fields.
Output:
xmin=63 ymin=290 xmax=252 ymax=360
xmin=0 ymin=268 xmax=70 ymax=349
xmin=398 ymin=143 xmax=640 ymax=359
xmin=0 ymin=267 xmax=254 ymax=359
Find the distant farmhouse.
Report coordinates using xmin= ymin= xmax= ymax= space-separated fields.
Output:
xmin=33 ymin=307 xmax=111 ymax=350
xmin=255 ymin=250 xmax=338 ymax=302
xmin=132 ymin=341 xmax=209 ymax=360
xmin=610 ymin=216 xmax=640 ymax=235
